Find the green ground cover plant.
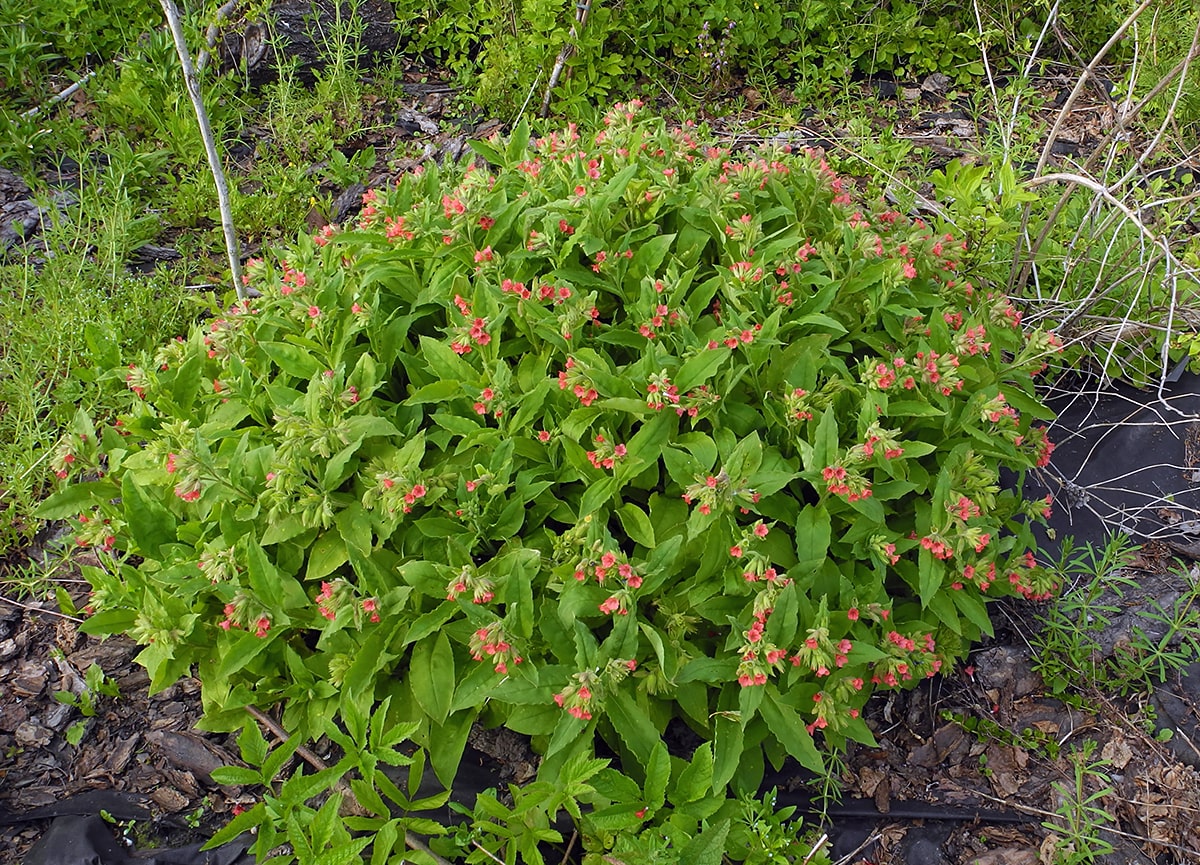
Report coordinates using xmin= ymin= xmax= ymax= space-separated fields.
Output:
xmin=41 ymin=103 xmax=1063 ymax=859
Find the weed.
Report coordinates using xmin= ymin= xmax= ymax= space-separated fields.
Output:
xmin=942 ymin=709 xmax=1063 ymax=761
xmin=0 ymin=244 xmax=194 ymax=552
xmin=1042 ymin=741 xmax=1117 ymax=864
xmin=54 ymin=658 xmax=120 ymax=743
xmin=1034 ymin=534 xmax=1200 ymax=699
xmin=1033 ymin=534 xmax=1137 ymax=697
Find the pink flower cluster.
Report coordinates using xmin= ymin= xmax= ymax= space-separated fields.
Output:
xmin=586 ymin=434 xmax=626 ymax=471
xmin=558 ymin=357 xmax=598 ymax=406
xmin=822 ymin=465 xmax=872 ymax=502
xmin=646 ymin=372 xmax=680 ymax=411
xmin=316 ymin=581 xmax=337 ymax=620
xmin=445 ymin=565 xmax=495 ymax=604
xmin=469 ymin=623 xmax=521 ymax=675
xmin=449 ymin=294 xmax=492 ymax=355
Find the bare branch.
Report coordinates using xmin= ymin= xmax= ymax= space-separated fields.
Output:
xmin=160 ymin=0 xmax=244 ymax=299
xmin=541 ymin=1 xmax=594 ymax=118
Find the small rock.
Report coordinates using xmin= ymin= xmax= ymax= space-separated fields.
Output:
xmin=910 ymin=724 xmax=969 ymax=769
xmin=921 ymin=72 xmax=952 ymax=97
xmin=44 ymin=701 xmax=74 ymax=731
xmin=331 ymin=183 xmax=365 ymax=224
xmin=11 ymin=660 xmax=49 ymax=698
xmin=0 ymin=638 xmax=20 ymax=661
xmin=899 ymin=826 xmax=949 ymax=865
xmin=974 ymin=646 xmax=1042 ymax=700
xmin=15 ymin=720 xmax=52 ymax=748
xmin=1101 ymin=734 xmax=1133 ymax=770
xmin=144 ymin=730 xmax=230 ymax=785
xmin=106 ymin=732 xmax=139 ymax=775
xmin=0 ymin=703 xmax=30 ymax=732
xmin=395 ymin=107 xmax=438 ymax=136
xmin=149 ymin=787 xmax=189 ymax=813
xmin=969 ymin=847 xmax=1039 ymax=865
xmin=51 ymin=652 xmax=86 ymax=696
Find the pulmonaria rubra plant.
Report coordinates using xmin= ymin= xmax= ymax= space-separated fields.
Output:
xmin=46 ymin=102 xmax=1061 ymax=807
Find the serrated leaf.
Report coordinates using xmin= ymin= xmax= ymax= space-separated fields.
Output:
xmin=759 ymin=691 xmax=824 ymax=773
xmin=643 ymin=741 xmax=669 ymax=812
xmin=679 ymin=818 xmax=731 ymax=865
xmin=605 ymin=690 xmax=659 ymax=769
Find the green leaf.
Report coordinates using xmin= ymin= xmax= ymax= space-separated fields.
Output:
xmin=724 ymin=431 xmax=763 ymax=481
xmin=262 ymin=342 xmax=322 ymax=379
xmin=34 ymin=482 xmax=112 ymax=520
xmin=402 ymin=601 xmax=457 ymax=647
xmin=406 ymin=379 xmax=462 ymax=405
xmin=261 ymin=515 xmax=307 ymax=546
xmin=410 ymin=632 xmax=454 ymax=725
xmin=239 ymin=716 xmax=269 ymax=766
xmin=794 ymin=504 xmax=831 ymax=572
xmin=336 ymin=503 xmax=372 ymax=557
xmin=629 ymin=233 xmax=676 ymax=280
xmin=429 ymin=709 xmax=474 ymax=788
xmin=418 ymin=335 xmax=475 ymax=382
xmin=468 ymin=136 xmax=504 ymax=166
xmin=616 ymin=503 xmax=655 ymax=548
xmin=676 ymin=348 xmax=728 ymax=392
xmin=209 ymin=766 xmax=261 ymax=786
xmin=643 ymin=741 xmax=669 ymax=812
xmin=811 ymin=408 xmax=839 ymax=471
xmin=218 ymin=630 xmax=274 ymax=680
xmin=323 ymin=439 xmax=362 ymax=490
xmin=759 ymin=691 xmax=824 ymax=773
xmin=83 ymin=322 xmax=121 ymax=369
xmin=605 ymin=689 xmax=660 ymax=770
xmin=121 ymin=474 xmax=176 ymax=556
xmin=307 ymin=532 xmax=348 ymax=581
xmin=679 ymin=818 xmax=731 ymax=865
xmin=674 ymin=742 xmax=714 ymax=804
xmin=577 ymin=475 xmax=618 ymax=517
xmin=343 ymin=416 xmax=402 ymax=440
xmin=954 ymin=588 xmax=995 ymax=637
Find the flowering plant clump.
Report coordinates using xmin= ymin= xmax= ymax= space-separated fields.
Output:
xmin=44 ymin=103 xmax=1061 ymax=811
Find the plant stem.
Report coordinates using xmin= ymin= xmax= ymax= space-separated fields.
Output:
xmin=160 ymin=0 xmax=244 ymax=299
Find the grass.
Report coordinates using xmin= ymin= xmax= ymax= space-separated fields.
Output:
xmin=0 ymin=230 xmax=195 ymax=553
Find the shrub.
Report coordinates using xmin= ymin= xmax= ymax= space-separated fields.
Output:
xmin=46 ymin=103 xmax=1060 ymax=844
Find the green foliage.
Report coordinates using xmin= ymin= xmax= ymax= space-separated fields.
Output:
xmin=48 ymin=109 xmax=1060 ymax=852
xmin=54 ymin=660 xmax=121 ymax=718
xmin=0 ymin=234 xmax=194 ymax=552
xmin=1035 ymin=534 xmax=1200 ymax=699
xmin=1042 ymin=741 xmax=1117 ymax=865
xmin=394 ymin=0 xmax=1141 ymax=117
